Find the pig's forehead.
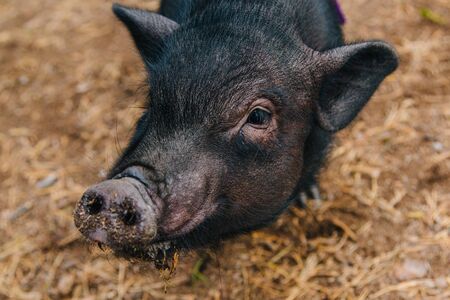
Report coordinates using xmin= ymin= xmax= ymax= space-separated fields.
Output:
xmin=146 ymin=64 xmax=274 ymax=126
xmin=162 ymin=24 xmax=297 ymax=70
xmin=152 ymin=28 xmax=312 ymax=89
xmin=142 ymin=30 xmax=308 ymax=125
xmin=147 ymin=41 xmax=283 ymax=110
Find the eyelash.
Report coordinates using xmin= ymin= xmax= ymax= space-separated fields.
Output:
xmin=246 ymin=107 xmax=272 ymax=127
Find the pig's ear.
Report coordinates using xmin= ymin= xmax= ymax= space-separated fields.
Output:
xmin=112 ymin=3 xmax=179 ymax=65
xmin=315 ymin=41 xmax=398 ymax=132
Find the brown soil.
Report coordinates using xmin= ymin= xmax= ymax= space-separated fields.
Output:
xmin=0 ymin=0 xmax=449 ymax=299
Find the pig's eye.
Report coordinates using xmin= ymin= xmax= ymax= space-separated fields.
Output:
xmin=246 ymin=107 xmax=272 ymax=128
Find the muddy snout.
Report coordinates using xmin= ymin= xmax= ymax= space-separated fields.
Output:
xmin=74 ymin=178 xmax=161 ymax=247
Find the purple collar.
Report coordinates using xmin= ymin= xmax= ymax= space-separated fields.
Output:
xmin=332 ymin=0 xmax=346 ymax=25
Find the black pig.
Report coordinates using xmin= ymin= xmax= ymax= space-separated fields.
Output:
xmin=74 ymin=0 xmax=398 ymax=264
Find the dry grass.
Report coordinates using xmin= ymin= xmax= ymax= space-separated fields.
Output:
xmin=0 ymin=0 xmax=449 ymax=299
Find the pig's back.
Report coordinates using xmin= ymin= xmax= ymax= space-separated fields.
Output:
xmin=160 ymin=0 xmax=344 ymax=50
xmin=286 ymin=0 xmax=344 ymax=50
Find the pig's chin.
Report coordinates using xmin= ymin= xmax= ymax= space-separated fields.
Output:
xmin=86 ymin=227 xmax=180 ymax=268
xmin=109 ymin=240 xmax=179 ymax=269
xmin=108 ymin=213 xmax=219 ymax=265
xmin=91 ymin=209 xmax=218 ymax=268
xmin=103 ymin=213 xmax=222 ymax=267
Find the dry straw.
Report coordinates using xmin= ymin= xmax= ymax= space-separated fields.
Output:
xmin=0 ymin=0 xmax=448 ymax=299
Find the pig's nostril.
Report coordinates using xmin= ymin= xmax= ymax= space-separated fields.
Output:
xmin=121 ymin=210 xmax=138 ymax=225
xmin=119 ymin=198 xmax=139 ymax=225
xmin=82 ymin=193 xmax=103 ymax=215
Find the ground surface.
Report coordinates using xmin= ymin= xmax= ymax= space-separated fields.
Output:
xmin=0 ymin=0 xmax=449 ymax=299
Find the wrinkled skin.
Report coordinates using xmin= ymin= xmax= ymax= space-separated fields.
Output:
xmin=73 ymin=0 xmax=398 ymax=265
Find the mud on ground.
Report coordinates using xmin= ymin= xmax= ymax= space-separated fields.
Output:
xmin=0 ymin=0 xmax=449 ymax=299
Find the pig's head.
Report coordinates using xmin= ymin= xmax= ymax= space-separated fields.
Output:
xmin=74 ymin=4 xmax=398 ymax=264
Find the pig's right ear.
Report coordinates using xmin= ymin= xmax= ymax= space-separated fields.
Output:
xmin=314 ymin=41 xmax=398 ymax=132
xmin=112 ymin=3 xmax=179 ymax=65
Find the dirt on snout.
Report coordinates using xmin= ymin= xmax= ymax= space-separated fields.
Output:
xmin=0 ymin=0 xmax=449 ymax=299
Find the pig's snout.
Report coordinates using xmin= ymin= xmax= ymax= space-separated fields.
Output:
xmin=74 ymin=178 xmax=161 ymax=248
xmin=81 ymin=189 xmax=140 ymax=226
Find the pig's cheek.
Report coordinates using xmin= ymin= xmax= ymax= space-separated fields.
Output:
xmin=230 ymin=171 xmax=290 ymax=205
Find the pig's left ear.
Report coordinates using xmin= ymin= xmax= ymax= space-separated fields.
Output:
xmin=112 ymin=3 xmax=179 ymax=65
xmin=315 ymin=41 xmax=398 ymax=132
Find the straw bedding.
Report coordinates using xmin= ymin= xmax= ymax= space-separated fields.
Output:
xmin=0 ymin=0 xmax=448 ymax=299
